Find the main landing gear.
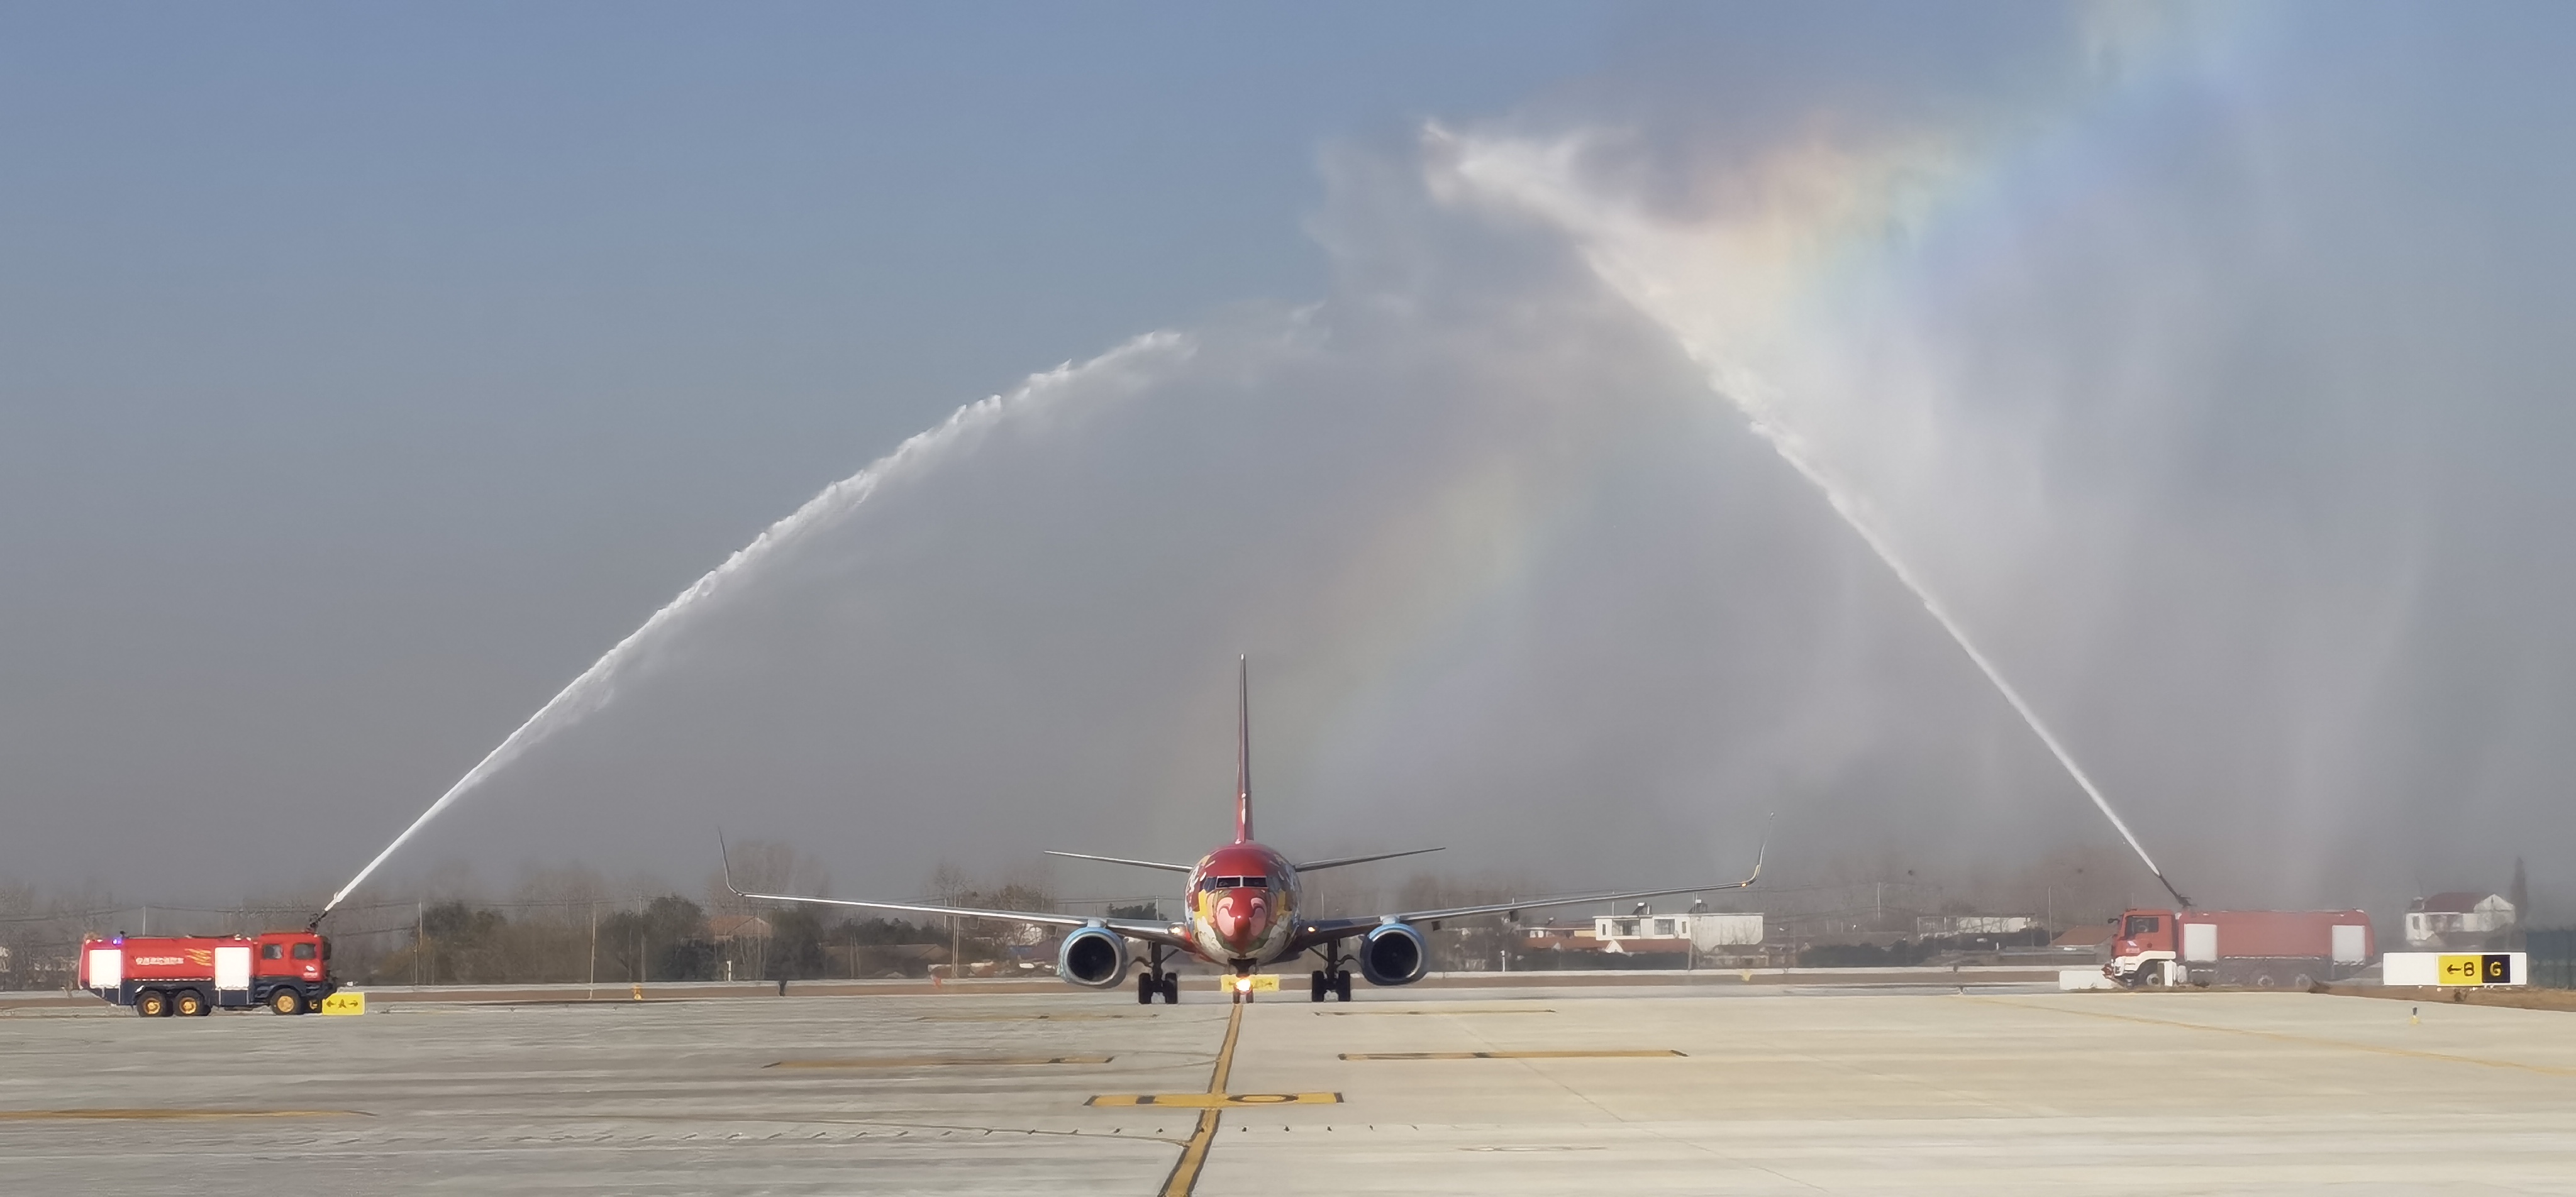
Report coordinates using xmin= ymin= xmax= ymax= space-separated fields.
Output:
xmin=1309 ymin=946 xmax=1354 ymax=1003
xmin=1136 ymin=944 xmax=1181 ymax=1005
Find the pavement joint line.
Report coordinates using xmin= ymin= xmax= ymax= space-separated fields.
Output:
xmin=1338 ymin=1049 xmax=1685 ymax=1060
xmin=1090 ymin=1093 xmax=1340 ymax=1108
xmin=0 ymin=1109 xmax=370 ymax=1120
xmin=1992 ymin=998 xmax=2576 ymax=1077
xmin=1314 ymin=1008 xmax=1557 ymax=1016
xmin=1151 ymin=1000 xmax=1241 ymax=1197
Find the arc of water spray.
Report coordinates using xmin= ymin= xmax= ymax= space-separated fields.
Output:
xmin=1728 ymin=392 xmax=2190 ymax=910
xmin=316 ymin=332 xmax=1190 ymax=922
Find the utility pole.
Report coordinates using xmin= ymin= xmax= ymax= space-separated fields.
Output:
xmin=587 ymin=902 xmax=597 ymax=1001
xmin=950 ymin=915 xmax=961 ymax=990
xmin=415 ymin=901 xmax=425 ymax=988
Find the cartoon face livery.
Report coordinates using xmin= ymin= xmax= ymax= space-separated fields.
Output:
xmin=1187 ymin=844 xmax=1299 ymax=964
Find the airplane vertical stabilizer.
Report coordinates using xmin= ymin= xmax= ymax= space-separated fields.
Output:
xmin=1235 ymin=656 xmax=1252 ymax=844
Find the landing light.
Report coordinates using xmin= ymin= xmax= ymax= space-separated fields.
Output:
xmin=1235 ymin=976 xmax=1252 ymax=993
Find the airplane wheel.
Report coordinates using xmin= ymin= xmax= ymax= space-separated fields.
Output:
xmin=1137 ymin=971 xmax=1156 ymax=1004
xmin=1162 ymin=974 xmax=1179 ymax=1005
xmin=1310 ymin=971 xmax=1328 ymax=1002
xmin=1335 ymin=970 xmax=1353 ymax=1001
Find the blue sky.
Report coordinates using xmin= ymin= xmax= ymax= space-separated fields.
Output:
xmin=0 ymin=6 xmax=1629 ymax=889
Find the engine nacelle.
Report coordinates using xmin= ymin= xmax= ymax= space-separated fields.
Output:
xmin=1359 ymin=922 xmax=1428 ymax=986
xmin=1056 ymin=926 xmax=1130 ymax=989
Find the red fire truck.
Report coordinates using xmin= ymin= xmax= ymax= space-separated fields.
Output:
xmin=2103 ymin=908 xmax=2374 ymax=988
xmin=77 ymin=931 xmax=338 ymax=1017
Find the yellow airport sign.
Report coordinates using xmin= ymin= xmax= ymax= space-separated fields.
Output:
xmin=2438 ymin=954 xmax=2514 ymax=986
xmin=318 ymin=991 xmax=365 ymax=1015
xmin=1216 ymin=974 xmax=1280 ymax=993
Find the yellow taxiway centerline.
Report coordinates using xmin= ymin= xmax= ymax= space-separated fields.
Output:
xmin=1157 ymin=1001 xmax=1241 ymax=1197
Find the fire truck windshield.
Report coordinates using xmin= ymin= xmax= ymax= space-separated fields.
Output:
xmin=2124 ymin=915 xmax=2161 ymax=936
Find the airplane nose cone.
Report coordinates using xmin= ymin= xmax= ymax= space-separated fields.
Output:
xmin=1214 ymin=893 xmax=1270 ymax=952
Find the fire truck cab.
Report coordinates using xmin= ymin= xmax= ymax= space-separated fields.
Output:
xmin=79 ymin=931 xmax=338 ymax=1017
xmin=2108 ymin=910 xmax=2186 ymax=986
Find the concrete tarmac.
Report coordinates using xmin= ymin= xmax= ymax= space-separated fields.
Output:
xmin=5 ymin=982 xmax=2574 ymax=1194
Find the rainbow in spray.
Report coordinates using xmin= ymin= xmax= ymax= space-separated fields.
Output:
xmin=1394 ymin=13 xmax=2277 ymax=903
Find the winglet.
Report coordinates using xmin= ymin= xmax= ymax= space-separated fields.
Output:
xmin=1739 ymin=812 xmax=1774 ymax=889
xmin=1235 ymin=656 xmax=1252 ymax=844
xmin=718 ymin=828 xmax=747 ymax=898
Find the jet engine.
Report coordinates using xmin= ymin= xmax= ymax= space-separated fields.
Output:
xmin=1358 ymin=922 xmax=1428 ymax=986
xmin=1056 ymin=926 xmax=1130 ymax=988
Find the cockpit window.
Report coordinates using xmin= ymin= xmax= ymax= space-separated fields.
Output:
xmin=1201 ymin=875 xmax=1270 ymax=891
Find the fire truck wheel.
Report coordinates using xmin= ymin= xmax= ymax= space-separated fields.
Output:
xmin=174 ymin=990 xmax=206 ymax=1017
xmin=136 ymin=990 xmax=169 ymax=1018
xmin=267 ymin=989 xmax=304 ymax=1016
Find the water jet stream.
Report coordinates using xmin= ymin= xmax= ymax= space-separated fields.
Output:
xmin=1726 ymin=389 xmax=2189 ymax=908
xmin=318 ymin=334 xmax=1186 ymax=919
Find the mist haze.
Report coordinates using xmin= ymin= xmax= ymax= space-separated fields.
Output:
xmin=7 ymin=6 xmax=2575 ymax=929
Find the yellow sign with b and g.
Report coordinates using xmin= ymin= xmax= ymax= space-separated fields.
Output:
xmin=2436 ymin=954 xmax=2512 ymax=986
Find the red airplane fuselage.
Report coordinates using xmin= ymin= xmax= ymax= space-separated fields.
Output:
xmin=1183 ymin=841 xmax=1301 ymax=965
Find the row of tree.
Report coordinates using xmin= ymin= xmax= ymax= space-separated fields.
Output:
xmin=360 ymin=896 xmax=977 ymax=985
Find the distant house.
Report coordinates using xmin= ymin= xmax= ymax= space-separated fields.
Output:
xmin=2404 ymin=893 xmax=2514 ymax=947
xmin=706 ymin=915 xmax=772 ymax=942
xmin=1516 ymin=912 xmax=1765 ymax=959
xmin=1591 ymin=912 xmax=1764 ymax=951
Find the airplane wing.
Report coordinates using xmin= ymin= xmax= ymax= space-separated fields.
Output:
xmin=724 ymin=886 xmax=1192 ymax=949
xmin=720 ymin=838 xmax=1190 ymax=948
xmin=1287 ymin=830 xmax=1766 ymax=951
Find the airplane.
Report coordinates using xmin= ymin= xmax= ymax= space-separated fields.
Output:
xmin=724 ymin=659 xmax=1765 ymax=1003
